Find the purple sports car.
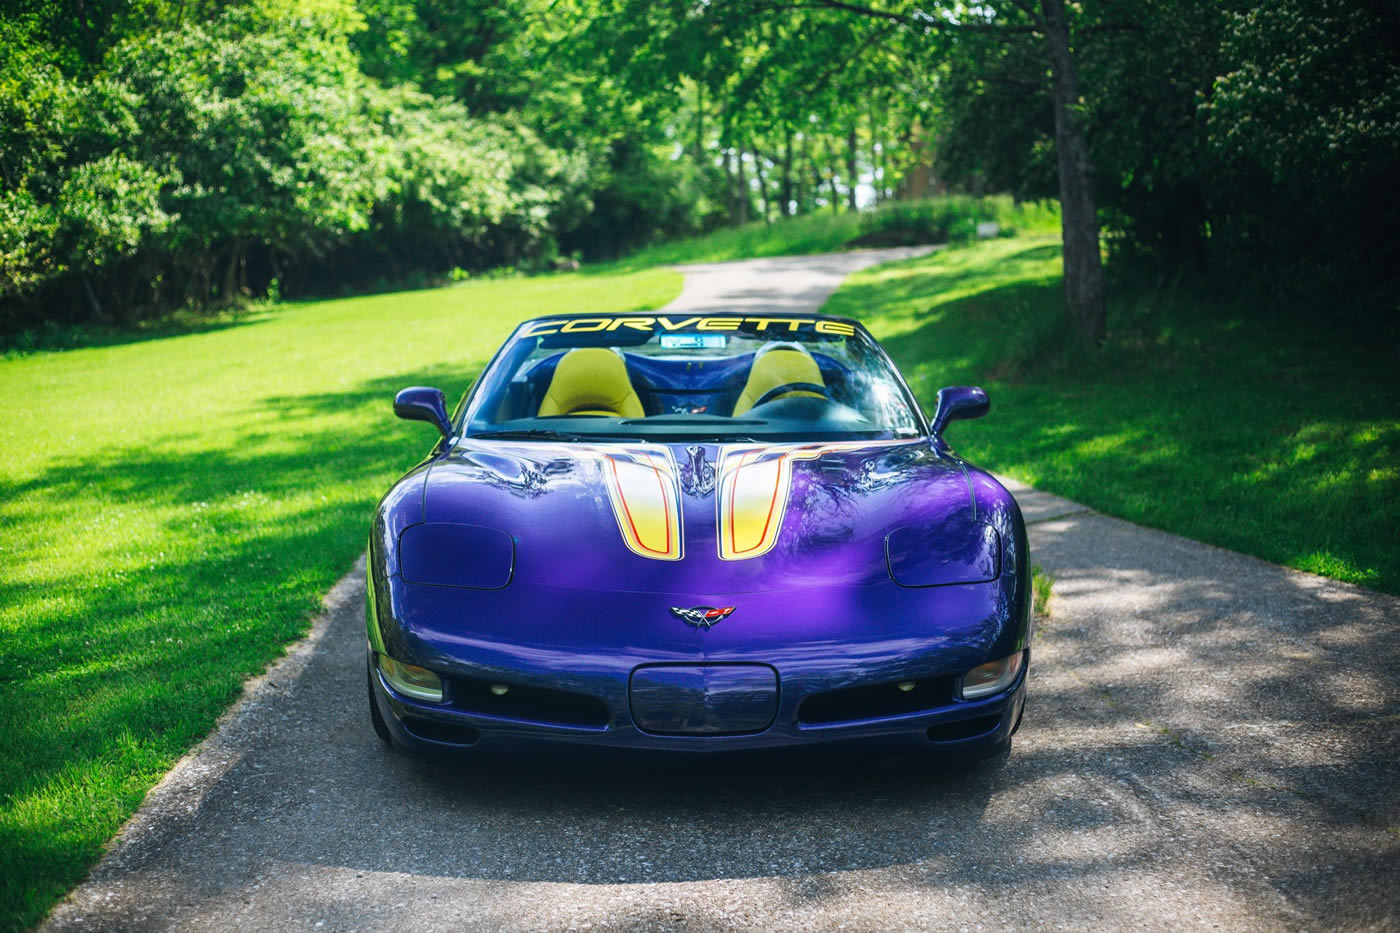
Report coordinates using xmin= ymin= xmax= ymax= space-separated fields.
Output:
xmin=367 ymin=311 xmax=1030 ymax=761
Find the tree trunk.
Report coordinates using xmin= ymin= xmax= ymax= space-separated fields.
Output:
xmin=733 ymin=150 xmax=744 ymax=228
xmin=845 ymin=127 xmax=859 ymax=211
xmin=223 ymin=240 xmax=241 ymax=306
xmin=735 ymin=148 xmax=751 ymax=225
xmin=754 ymin=147 xmax=772 ymax=225
xmin=80 ymin=272 xmax=108 ymax=322
xmin=828 ymin=172 xmax=840 ymax=214
xmin=798 ymin=131 xmax=811 ymax=214
xmin=1041 ymin=0 xmax=1106 ymax=345
xmin=694 ymin=83 xmax=705 ymax=163
xmin=869 ymin=107 xmax=882 ymax=205
xmin=781 ymin=127 xmax=794 ymax=217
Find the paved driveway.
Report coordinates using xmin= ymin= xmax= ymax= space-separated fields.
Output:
xmin=44 ymin=249 xmax=1400 ymax=931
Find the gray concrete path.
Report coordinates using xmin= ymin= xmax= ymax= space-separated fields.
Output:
xmin=662 ymin=247 xmax=936 ymax=315
xmin=44 ymin=250 xmax=1400 ymax=931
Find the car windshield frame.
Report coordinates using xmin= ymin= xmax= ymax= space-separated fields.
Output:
xmin=457 ymin=312 xmax=930 ymax=443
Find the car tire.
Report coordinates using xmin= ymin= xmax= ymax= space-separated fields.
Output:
xmin=367 ymin=653 xmax=392 ymax=745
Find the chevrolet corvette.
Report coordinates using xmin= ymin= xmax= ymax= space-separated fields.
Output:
xmin=366 ymin=311 xmax=1030 ymax=760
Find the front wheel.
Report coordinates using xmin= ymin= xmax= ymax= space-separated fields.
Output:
xmin=367 ymin=653 xmax=392 ymax=745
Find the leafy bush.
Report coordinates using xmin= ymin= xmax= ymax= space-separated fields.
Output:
xmin=0 ymin=4 xmax=587 ymax=334
xmin=1202 ymin=0 xmax=1400 ymax=287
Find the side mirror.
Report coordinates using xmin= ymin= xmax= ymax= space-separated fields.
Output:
xmin=931 ymin=385 xmax=989 ymax=439
xmin=394 ymin=386 xmax=451 ymax=439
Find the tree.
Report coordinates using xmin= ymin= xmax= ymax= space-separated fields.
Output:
xmin=811 ymin=0 xmax=1106 ymax=341
xmin=1202 ymin=0 xmax=1400 ymax=286
xmin=578 ymin=0 xmax=1108 ymax=343
xmin=1035 ymin=0 xmax=1105 ymax=343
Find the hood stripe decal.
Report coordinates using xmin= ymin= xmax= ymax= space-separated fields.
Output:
xmin=599 ymin=447 xmax=684 ymax=561
xmin=456 ymin=438 xmax=909 ymax=562
xmin=716 ymin=441 xmax=902 ymax=561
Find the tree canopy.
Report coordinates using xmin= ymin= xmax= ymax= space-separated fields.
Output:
xmin=1 ymin=0 xmax=1395 ymax=337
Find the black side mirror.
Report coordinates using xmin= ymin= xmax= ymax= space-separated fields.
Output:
xmin=931 ymin=385 xmax=989 ymax=439
xmin=394 ymin=386 xmax=451 ymax=438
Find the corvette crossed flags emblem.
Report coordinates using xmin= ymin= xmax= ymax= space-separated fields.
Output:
xmin=669 ymin=606 xmax=736 ymax=630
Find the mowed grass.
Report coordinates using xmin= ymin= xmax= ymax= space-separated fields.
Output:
xmin=5 ymin=217 xmax=1396 ymax=930
xmin=831 ymin=236 xmax=1400 ymax=593
xmin=0 ymin=268 xmax=680 ymax=931
xmin=602 ymin=195 xmax=1059 ymax=272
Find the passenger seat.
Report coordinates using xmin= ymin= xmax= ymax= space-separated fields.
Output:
xmin=537 ymin=348 xmax=645 ymax=418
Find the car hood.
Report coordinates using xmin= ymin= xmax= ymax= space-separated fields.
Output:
xmin=419 ymin=438 xmax=988 ymax=595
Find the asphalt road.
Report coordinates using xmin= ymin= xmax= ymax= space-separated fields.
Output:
xmin=44 ymin=249 xmax=1400 ymax=931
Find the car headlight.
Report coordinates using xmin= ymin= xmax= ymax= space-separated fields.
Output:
xmin=960 ymin=650 xmax=1024 ymax=700
xmin=377 ymin=655 xmax=445 ymax=703
xmin=885 ymin=521 xmax=1000 ymax=587
xmin=398 ymin=522 xmax=514 ymax=588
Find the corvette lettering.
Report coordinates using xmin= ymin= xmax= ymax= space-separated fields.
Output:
xmin=519 ymin=317 xmax=856 ymax=338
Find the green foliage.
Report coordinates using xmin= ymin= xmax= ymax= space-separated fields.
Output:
xmin=0 ymin=189 xmax=57 ymax=296
xmin=606 ymin=196 xmax=1058 ymax=271
xmin=1207 ymin=0 xmax=1399 ymax=190
xmin=0 ymin=266 xmax=681 ymax=932
xmin=5 ymin=0 xmax=1395 ymax=333
xmin=3 ymin=0 xmax=1069 ymax=335
xmin=1202 ymin=0 xmax=1400 ymax=279
xmin=828 ymin=237 xmax=1400 ymax=595
xmin=854 ymin=197 xmax=1058 ymax=246
xmin=933 ymin=0 xmax=1400 ymax=292
xmin=0 ymin=3 xmax=600 ymax=331
xmin=56 ymin=155 xmax=173 ymax=272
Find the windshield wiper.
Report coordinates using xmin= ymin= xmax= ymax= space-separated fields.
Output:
xmin=616 ymin=418 xmax=769 ymax=426
xmin=468 ymin=428 xmax=601 ymax=442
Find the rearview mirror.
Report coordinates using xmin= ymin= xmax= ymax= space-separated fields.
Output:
xmin=394 ymin=386 xmax=451 ymax=438
xmin=931 ymin=385 xmax=989 ymax=439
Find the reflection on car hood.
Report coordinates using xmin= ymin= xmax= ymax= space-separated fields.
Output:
xmin=421 ymin=438 xmax=989 ymax=595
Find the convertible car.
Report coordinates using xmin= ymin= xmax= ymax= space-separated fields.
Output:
xmin=366 ymin=311 xmax=1030 ymax=761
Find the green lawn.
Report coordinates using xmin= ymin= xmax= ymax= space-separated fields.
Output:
xmin=830 ymin=236 xmax=1400 ymax=593
xmin=5 ymin=221 xmax=1396 ymax=932
xmin=0 ymin=268 xmax=681 ymax=932
xmin=601 ymin=195 xmax=1059 ymax=272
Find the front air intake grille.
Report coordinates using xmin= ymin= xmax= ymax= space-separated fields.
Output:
xmin=401 ymin=717 xmax=481 ymax=746
xmin=449 ymin=677 xmax=611 ymax=728
xmin=927 ymin=714 xmax=1001 ymax=742
xmin=797 ymin=675 xmax=957 ymax=725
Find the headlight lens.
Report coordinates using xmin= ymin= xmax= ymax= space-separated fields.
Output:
xmin=960 ymin=650 xmax=1024 ymax=700
xmin=398 ymin=522 xmax=514 ymax=589
xmin=377 ymin=655 xmax=444 ymax=703
xmin=886 ymin=522 xmax=1000 ymax=587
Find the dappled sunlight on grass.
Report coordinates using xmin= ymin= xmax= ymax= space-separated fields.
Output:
xmin=826 ymin=239 xmax=1399 ymax=594
xmin=0 ymin=267 xmax=681 ymax=930
xmin=597 ymin=198 xmax=1060 ymax=274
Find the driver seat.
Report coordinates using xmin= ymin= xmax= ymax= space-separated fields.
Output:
xmin=731 ymin=345 xmax=826 ymax=416
xmin=537 ymin=348 xmax=645 ymax=418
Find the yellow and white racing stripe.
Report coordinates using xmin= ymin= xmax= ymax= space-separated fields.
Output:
xmin=714 ymin=442 xmax=894 ymax=560
xmin=596 ymin=446 xmax=684 ymax=561
xmin=461 ymin=438 xmax=906 ymax=562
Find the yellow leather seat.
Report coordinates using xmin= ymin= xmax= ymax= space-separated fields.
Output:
xmin=537 ymin=348 xmax=645 ymax=418
xmin=731 ymin=345 xmax=826 ymax=416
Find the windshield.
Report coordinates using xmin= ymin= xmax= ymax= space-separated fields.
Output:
xmin=464 ymin=313 xmax=925 ymax=442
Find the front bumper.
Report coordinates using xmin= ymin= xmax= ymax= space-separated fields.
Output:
xmin=369 ymin=647 xmax=1029 ymax=761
